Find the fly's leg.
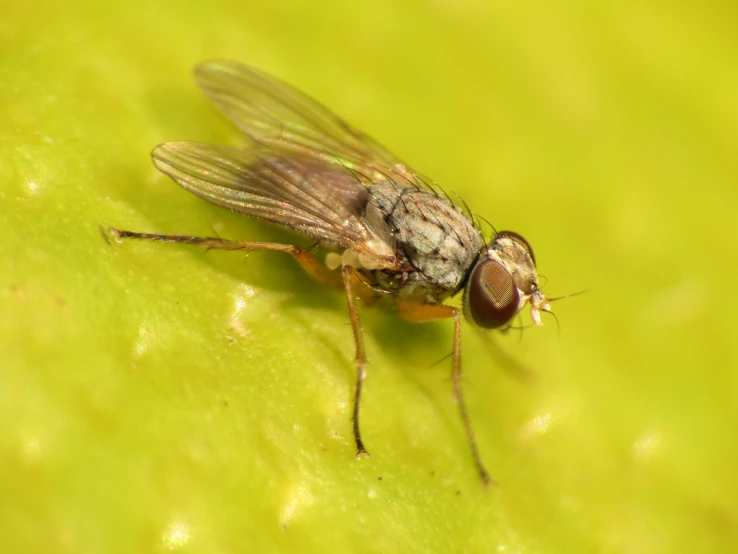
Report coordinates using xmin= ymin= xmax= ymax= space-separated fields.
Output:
xmin=106 ymin=228 xmax=342 ymax=288
xmin=396 ymin=300 xmax=494 ymax=487
xmin=341 ymin=265 xmax=370 ymax=458
xmin=109 ymin=227 xmax=375 ymax=458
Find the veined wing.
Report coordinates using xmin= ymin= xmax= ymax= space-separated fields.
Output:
xmin=151 ymin=141 xmax=398 ymax=267
xmin=194 ymin=59 xmax=435 ymax=191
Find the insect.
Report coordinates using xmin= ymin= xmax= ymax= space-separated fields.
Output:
xmin=109 ymin=60 xmax=551 ymax=485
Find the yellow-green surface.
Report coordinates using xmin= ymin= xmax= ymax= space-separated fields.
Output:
xmin=2 ymin=1 xmax=737 ymax=552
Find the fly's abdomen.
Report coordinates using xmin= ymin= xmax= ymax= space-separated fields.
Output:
xmin=369 ymin=183 xmax=483 ymax=295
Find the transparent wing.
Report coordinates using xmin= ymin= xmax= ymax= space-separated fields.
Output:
xmin=194 ymin=59 xmax=435 ymax=191
xmin=151 ymin=141 xmax=398 ymax=266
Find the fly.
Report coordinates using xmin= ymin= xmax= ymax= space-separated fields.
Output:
xmin=108 ymin=60 xmax=551 ymax=485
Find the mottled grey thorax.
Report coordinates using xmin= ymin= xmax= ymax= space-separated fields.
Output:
xmin=367 ymin=182 xmax=483 ymax=302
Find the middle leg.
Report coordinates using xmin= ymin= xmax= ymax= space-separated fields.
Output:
xmin=342 ymin=265 xmax=370 ymax=458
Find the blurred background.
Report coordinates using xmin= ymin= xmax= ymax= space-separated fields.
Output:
xmin=2 ymin=1 xmax=737 ymax=552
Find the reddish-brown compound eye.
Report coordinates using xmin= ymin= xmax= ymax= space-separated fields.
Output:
xmin=466 ymin=259 xmax=520 ymax=329
xmin=497 ymin=230 xmax=536 ymax=266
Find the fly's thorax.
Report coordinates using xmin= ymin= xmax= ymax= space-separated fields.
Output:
xmin=463 ymin=231 xmax=547 ymax=329
xmin=368 ymin=182 xmax=483 ymax=295
xmin=372 ymin=267 xmax=457 ymax=304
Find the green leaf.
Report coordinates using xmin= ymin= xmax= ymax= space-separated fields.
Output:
xmin=2 ymin=2 xmax=737 ymax=553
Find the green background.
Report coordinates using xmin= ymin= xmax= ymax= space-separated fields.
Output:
xmin=2 ymin=1 xmax=737 ymax=552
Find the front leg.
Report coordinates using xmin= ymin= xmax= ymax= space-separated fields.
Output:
xmin=396 ymin=300 xmax=494 ymax=486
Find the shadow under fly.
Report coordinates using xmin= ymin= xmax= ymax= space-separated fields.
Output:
xmin=107 ymin=60 xmax=552 ymax=486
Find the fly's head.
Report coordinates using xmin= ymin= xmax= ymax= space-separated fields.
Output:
xmin=463 ymin=231 xmax=550 ymax=329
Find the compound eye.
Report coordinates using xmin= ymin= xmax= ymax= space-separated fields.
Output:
xmin=467 ymin=259 xmax=520 ymax=329
xmin=498 ymin=230 xmax=536 ymax=266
